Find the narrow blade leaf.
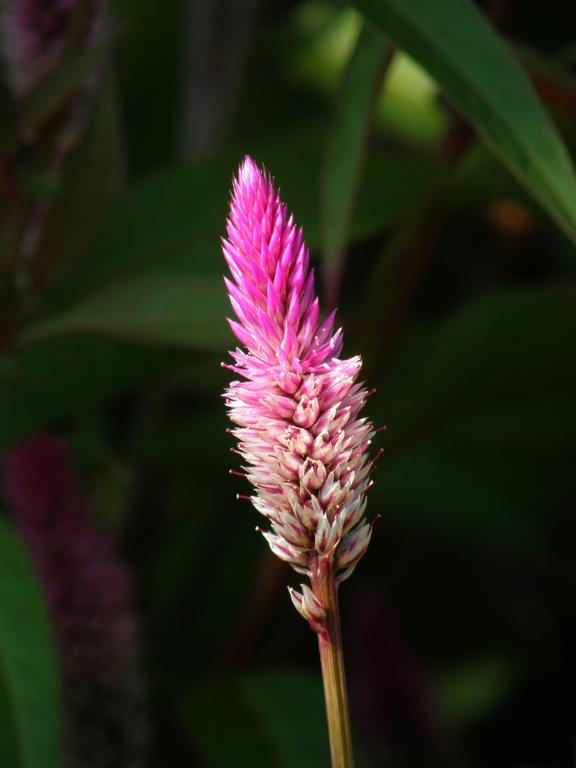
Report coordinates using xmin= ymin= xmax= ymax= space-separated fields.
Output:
xmin=321 ymin=23 xmax=391 ymax=302
xmin=22 ymin=274 xmax=231 ymax=350
xmin=348 ymin=0 xmax=576 ymax=244
xmin=0 ymin=517 xmax=61 ymax=768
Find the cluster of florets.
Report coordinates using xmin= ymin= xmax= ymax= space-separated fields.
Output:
xmin=223 ymin=157 xmax=376 ymax=626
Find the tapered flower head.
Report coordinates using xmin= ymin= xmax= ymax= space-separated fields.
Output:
xmin=223 ymin=157 xmax=377 ymax=627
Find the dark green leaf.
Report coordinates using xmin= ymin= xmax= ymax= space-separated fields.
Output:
xmin=110 ymin=0 xmax=189 ymax=172
xmin=43 ymin=131 xmax=440 ymax=313
xmin=22 ymin=273 xmax=232 ymax=350
xmin=183 ymin=670 xmax=329 ymax=768
xmin=347 ymin=0 xmax=576 ymax=245
xmin=44 ymin=152 xmax=236 ymax=309
xmin=370 ymin=288 xmax=576 ymax=558
xmin=0 ymin=336 xmax=189 ymax=452
xmin=41 ymin=136 xmax=327 ymax=311
xmin=321 ymin=23 xmax=391 ymax=295
xmin=430 ymin=655 xmax=521 ymax=725
xmin=511 ymin=40 xmax=576 ymax=105
xmin=0 ymin=517 xmax=61 ymax=768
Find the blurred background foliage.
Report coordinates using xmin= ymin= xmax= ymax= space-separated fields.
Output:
xmin=1 ymin=1 xmax=576 ymax=766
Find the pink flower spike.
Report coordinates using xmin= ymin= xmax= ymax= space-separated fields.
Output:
xmin=222 ymin=156 xmax=378 ymax=627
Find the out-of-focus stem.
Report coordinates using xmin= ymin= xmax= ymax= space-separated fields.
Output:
xmin=312 ymin=557 xmax=355 ymax=768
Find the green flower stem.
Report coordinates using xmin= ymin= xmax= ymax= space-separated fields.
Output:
xmin=312 ymin=557 xmax=355 ymax=768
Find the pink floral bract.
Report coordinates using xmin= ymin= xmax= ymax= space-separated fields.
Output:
xmin=223 ymin=157 xmax=376 ymax=623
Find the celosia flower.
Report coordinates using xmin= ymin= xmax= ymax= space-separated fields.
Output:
xmin=0 ymin=0 xmax=102 ymax=95
xmin=4 ymin=436 xmax=148 ymax=768
xmin=223 ymin=157 xmax=377 ymax=629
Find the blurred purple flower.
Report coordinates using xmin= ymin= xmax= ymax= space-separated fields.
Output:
xmin=4 ymin=435 xmax=147 ymax=768
xmin=0 ymin=0 xmax=101 ymax=94
xmin=223 ymin=157 xmax=377 ymax=628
